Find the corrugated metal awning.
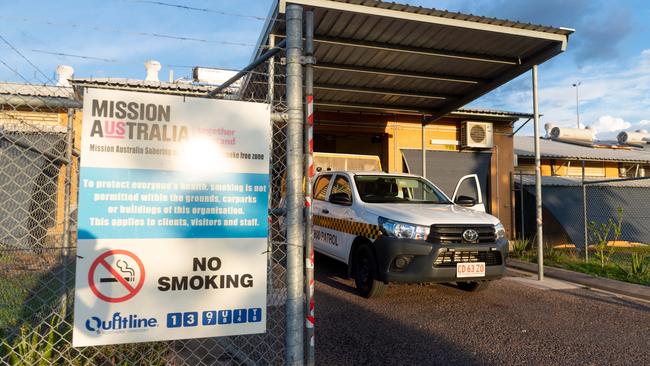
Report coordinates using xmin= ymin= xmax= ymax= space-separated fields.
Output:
xmin=252 ymin=0 xmax=573 ymax=120
xmin=515 ymin=136 xmax=650 ymax=163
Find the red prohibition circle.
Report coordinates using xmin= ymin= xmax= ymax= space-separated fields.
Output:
xmin=88 ymin=249 xmax=145 ymax=303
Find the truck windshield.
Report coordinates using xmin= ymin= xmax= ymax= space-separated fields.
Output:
xmin=354 ymin=175 xmax=451 ymax=204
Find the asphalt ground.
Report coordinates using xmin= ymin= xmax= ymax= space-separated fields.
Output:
xmin=314 ymin=253 xmax=650 ymax=366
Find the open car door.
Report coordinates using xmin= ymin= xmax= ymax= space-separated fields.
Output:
xmin=451 ymin=174 xmax=485 ymax=212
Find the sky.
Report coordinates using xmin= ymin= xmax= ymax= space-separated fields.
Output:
xmin=1 ymin=0 xmax=649 ymax=138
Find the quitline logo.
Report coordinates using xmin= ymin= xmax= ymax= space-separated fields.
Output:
xmin=85 ymin=312 xmax=158 ymax=335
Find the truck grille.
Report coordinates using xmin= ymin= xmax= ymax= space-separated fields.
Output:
xmin=433 ymin=250 xmax=503 ymax=267
xmin=427 ymin=224 xmax=496 ymax=244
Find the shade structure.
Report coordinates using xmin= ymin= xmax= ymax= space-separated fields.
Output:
xmin=250 ymin=0 xmax=573 ymax=120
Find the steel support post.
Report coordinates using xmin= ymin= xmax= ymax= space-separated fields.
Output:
xmin=421 ymin=116 xmax=426 ymax=179
xmin=303 ymin=10 xmax=316 ymax=366
xmin=532 ymin=65 xmax=544 ymax=281
xmin=285 ymin=4 xmax=305 ymax=365
xmin=207 ymin=38 xmax=286 ymax=98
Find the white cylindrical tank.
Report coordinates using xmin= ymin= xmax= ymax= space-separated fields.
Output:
xmin=549 ymin=126 xmax=594 ymax=142
xmin=617 ymin=131 xmax=650 ymax=144
xmin=544 ymin=123 xmax=555 ymax=138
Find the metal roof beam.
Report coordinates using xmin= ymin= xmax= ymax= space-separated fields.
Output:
xmin=314 ymin=62 xmax=485 ymax=84
xmin=314 ymin=84 xmax=453 ymax=100
xmin=253 ymin=80 xmax=455 ymax=100
xmin=314 ymin=100 xmax=435 ymax=115
xmin=277 ymin=34 xmax=520 ymax=65
xmin=427 ymin=42 xmax=565 ymax=122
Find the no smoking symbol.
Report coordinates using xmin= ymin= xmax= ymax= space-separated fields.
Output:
xmin=88 ymin=249 xmax=145 ymax=303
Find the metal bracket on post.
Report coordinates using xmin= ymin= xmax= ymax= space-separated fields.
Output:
xmin=271 ymin=113 xmax=289 ymax=122
xmin=300 ymin=55 xmax=316 ymax=65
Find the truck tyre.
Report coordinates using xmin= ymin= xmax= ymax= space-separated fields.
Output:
xmin=457 ymin=281 xmax=490 ymax=292
xmin=353 ymin=243 xmax=386 ymax=298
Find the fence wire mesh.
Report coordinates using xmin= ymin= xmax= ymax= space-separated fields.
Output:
xmin=1 ymin=57 xmax=291 ymax=365
xmin=513 ymin=174 xmax=650 ymax=286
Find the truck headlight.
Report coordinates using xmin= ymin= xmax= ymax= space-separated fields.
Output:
xmin=495 ymin=223 xmax=506 ymax=241
xmin=378 ymin=217 xmax=430 ymax=240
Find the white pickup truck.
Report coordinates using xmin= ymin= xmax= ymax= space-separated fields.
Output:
xmin=312 ymin=171 xmax=508 ymax=298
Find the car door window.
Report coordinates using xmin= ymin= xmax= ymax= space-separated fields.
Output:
xmin=313 ymin=175 xmax=332 ymax=201
xmin=329 ymin=175 xmax=352 ymax=204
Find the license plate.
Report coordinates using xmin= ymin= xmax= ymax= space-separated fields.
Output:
xmin=456 ymin=262 xmax=485 ymax=278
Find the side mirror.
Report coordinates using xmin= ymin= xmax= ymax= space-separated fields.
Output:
xmin=455 ymin=195 xmax=476 ymax=207
xmin=329 ymin=192 xmax=352 ymax=205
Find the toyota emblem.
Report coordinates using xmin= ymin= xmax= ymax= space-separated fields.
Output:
xmin=462 ymin=229 xmax=479 ymax=243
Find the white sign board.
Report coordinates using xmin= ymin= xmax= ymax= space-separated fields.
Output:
xmin=73 ymin=88 xmax=270 ymax=347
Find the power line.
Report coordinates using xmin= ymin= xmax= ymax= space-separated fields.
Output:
xmin=25 ymin=48 xmax=250 ymax=73
xmin=127 ymin=0 xmax=273 ymax=21
xmin=0 ymin=34 xmax=54 ymax=84
xmin=1 ymin=17 xmax=266 ymax=48
xmin=31 ymin=49 xmax=118 ymax=62
xmin=0 ymin=58 xmax=31 ymax=83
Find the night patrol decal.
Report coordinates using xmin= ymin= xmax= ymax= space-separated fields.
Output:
xmin=313 ymin=215 xmax=382 ymax=240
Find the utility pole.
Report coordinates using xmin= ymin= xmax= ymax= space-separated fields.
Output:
xmin=572 ymin=81 xmax=581 ymax=128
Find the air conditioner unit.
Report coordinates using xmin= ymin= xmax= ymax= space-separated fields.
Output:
xmin=460 ymin=121 xmax=493 ymax=149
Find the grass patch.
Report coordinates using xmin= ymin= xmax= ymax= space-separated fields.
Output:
xmin=514 ymin=247 xmax=650 ymax=286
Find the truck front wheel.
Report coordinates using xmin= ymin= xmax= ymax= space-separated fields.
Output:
xmin=353 ymin=243 xmax=386 ymax=298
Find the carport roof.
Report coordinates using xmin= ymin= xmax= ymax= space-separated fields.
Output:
xmin=253 ymin=0 xmax=573 ymax=120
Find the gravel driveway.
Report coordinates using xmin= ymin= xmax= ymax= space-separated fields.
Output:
xmin=314 ymin=254 xmax=650 ymax=365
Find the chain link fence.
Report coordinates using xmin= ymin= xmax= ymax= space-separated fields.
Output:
xmin=582 ymin=178 xmax=650 ymax=282
xmin=1 ymin=55 xmax=293 ymax=365
xmin=514 ymin=174 xmax=650 ymax=285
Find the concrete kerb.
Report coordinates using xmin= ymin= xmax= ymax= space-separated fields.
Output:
xmin=507 ymin=259 xmax=650 ymax=302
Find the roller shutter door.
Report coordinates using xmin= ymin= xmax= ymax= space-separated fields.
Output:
xmin=401 ymin=149 xmax=491 ymax=209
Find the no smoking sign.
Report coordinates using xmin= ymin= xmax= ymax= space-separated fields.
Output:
xmin=88 ymin=249 xmax=145 ymax=303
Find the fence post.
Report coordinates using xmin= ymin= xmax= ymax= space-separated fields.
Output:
xmin=285 ymin=4 xmax=305 ymax=365
xmin=303 ymin=9 xmax=316 ymax=366
xmin=267 ymin=33 xmax=276 ymax=299
xmin=582 ymin=160 xmax=588 ymax=262
xmin=519 ymin=172 xmax=525 ymax=240
xmin=268 ymin=35 xmax=276 ymax=105
xmin=532 ymin=65 xmax=544 ymax=281
xmin=59 ymin=108 xmax=75 ymax=316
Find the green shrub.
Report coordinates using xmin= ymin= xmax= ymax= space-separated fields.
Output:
xmin=616 ymin=252 xmax=649 ymax=279
xmin=544 ymin=244 xmax=565 ymax=264
xmin=511 ymin=238 xmax=529 ymax=258
xmin=2 ymin=313 xmax=61 ymax=365
xmin=588 ymin=207 xmax=623 ymax=269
